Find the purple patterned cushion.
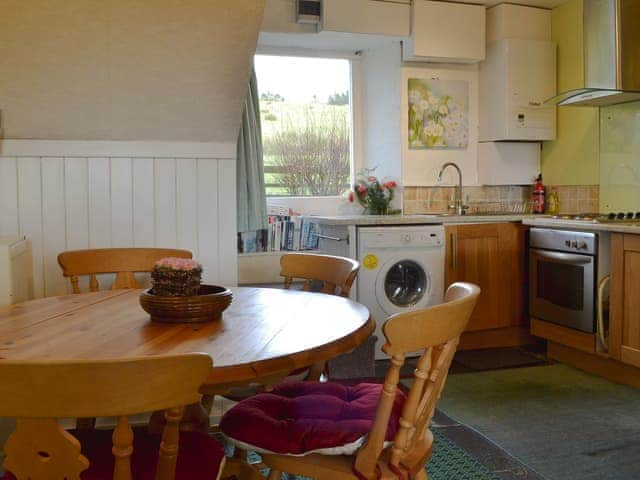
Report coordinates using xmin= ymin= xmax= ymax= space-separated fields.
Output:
xmin=220 ymin=381 xmax=406 ymax=455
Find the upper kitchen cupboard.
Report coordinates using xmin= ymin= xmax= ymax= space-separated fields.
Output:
xmin=320 ymin=0 xmax=410 ymax=36
xmin=445 ymin=223 xmax=528 ymax=346
xmin=403 ymin=0 xmax=485 ymax=63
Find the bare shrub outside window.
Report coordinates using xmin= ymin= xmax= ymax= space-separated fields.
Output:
xmin=256 ymin=55 xmax=352 ymax=197
xmin=263 ymin=106 xmax=349 ymax=196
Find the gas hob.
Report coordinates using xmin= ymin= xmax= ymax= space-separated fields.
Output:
xmin=551 ymin=212 xmax=640 ymax=223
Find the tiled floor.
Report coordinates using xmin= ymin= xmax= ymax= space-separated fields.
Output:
xmin=432 ymin=410 xmax=545 ymax=480
xmin=374 ymin=345 xmax=549 ymax=378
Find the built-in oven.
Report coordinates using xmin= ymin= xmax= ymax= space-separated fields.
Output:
xmin=529 ymin=228 xmax=610 ymax=333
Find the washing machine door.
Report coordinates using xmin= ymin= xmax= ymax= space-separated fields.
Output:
xmin=375 ymin=256 xmax=434 ymax=316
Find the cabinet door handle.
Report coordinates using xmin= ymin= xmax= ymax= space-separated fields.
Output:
xmin=450 ymin=233 xmax=457 ymax=271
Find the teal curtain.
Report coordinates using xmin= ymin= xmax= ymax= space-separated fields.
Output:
xmin=237 ymin=68 xmax=268 ymax=233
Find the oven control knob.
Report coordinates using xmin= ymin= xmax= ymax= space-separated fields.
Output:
xmin=565 ymin=240 xmax=571 ymax=247
xmin=608 ymin=212 xmax=617 ymax=220
xmin=617 ymin=212 xmax=626 ymax=219
xmin=627 ymin=212 xmax=635 ymax=219
xmin=403 ymin=234 xmax=411 ymax=243
xmin=570 ymin=240 xmax=578 ymax=248
xmin=578 ymin=241 xmax=588 ymax=250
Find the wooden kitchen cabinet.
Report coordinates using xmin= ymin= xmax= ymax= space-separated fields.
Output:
xmin=445 ymin=223 xmax=526 ymax=333
xmin=609 ymin=234 xmax=640 ymax=368
xmin=404 ymin=0 xmax=485 ymax=63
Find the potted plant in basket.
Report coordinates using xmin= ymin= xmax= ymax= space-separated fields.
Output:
xmin=139 ymin=257 xmax=232 ymax=323
xmin=151 ymin=258 xmax=203 ymax=296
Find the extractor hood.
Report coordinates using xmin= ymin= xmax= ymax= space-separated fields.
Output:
xmin=546 ymin=0 xmax=640 ymax=107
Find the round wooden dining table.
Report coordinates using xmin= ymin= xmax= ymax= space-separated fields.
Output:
xmin=0 ymin=287 xmax=374 ymax=393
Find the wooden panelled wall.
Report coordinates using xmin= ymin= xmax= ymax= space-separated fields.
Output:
xmin=0 ymin=142 xmax=237 ymax=298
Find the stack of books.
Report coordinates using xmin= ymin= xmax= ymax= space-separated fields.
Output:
xmin=237 ymin=215 xmax=320 ymax=254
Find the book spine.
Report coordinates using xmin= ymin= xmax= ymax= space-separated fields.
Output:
xmin=300 ymin=217 xmax=310 ymax=250
xmin=274 ymin=221 xmax=281 ymax=252
xmin=292 ymin=216 xmax=301 ymax=251
xmin=286 ymin=220 xmax=294 ymax=250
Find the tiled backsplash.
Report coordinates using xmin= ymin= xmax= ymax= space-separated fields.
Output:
xmin=403 ymin=184 xmax=599 ymax=215
xmin=547 ymin=185 xmax=599 ymax=214
xmin=403 ymin=185 xmax=532 ymax=214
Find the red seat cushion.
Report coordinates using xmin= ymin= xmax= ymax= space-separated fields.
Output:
xmin=219 ymin=381 xmax=406 ymax=455
xmin=2 ymin=427 xmax=224 ymax=480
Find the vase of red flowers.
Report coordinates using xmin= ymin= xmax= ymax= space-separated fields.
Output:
xmin=349 ymin=173 xmax=398 ymax=215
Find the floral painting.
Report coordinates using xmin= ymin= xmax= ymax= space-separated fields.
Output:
xmin=408 ymin=78 xmax=469 ymax=149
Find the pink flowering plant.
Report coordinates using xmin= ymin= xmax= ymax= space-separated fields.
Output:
xmin=151 ymin=257 xmax=203 ymax=296
xmin=349 ymin=172 xmax=398 ymax=215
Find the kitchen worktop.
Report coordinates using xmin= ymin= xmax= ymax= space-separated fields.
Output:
xmin=522 ymin=217 xmax=640 ymax=234
xmin=311 ymin=214 xmax=539 ymax=226
xmin=312 ymin=214 xmax=640 ymax=234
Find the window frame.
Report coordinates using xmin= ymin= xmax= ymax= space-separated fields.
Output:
xmin=254 ymin=46 xmax=362 ymax=199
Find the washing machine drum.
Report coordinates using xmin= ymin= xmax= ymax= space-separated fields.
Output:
xmin=376 ymin=258 xmax=432 ymax=315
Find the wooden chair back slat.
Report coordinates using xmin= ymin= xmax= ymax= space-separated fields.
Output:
xmin=280 ymin=253 xmax=359 ymax=297
xmin=58 ymin=248 xmax=192 ymax=293
xmin=353 ymin=282 xmax=480 ymax=478
xmin=89 ymin=274 xmax=99 ymax=292
xmin=302 ymin=279 xmax=313 ymax=291
xmin=156 ymin=407 xmax=184 ymax=480
xmin=0 ymin=354 xmax=212 ymax=480
xmin=4 ymin=418 xmax=89 ymax=480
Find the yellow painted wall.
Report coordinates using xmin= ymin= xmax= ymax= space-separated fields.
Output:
xmin=599 ymin=101 xmax=640 ymax=210
xmin=541 ymin=0 xmax=599 ymax=185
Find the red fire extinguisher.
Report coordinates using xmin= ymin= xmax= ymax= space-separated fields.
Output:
xmin=533 ymin=174 xmax=546 ymax=214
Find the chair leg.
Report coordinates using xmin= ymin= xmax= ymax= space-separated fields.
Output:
xmin=202 ymin=394 xmax=215 ymax=414
xmin=233 ymin=447 xmax=248 ymax=461
xmin=415 ymin=468 xmax=428 ymax=480
xmin=76 ymin=417 xmax=96 ymax=430
xmin=267 ymin=468 xmax=281 ymax=480
xmin=306 ymin=361 xmax=326 ymax=381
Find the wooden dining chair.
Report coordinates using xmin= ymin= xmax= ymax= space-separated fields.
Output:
xmin=280 ymin=252 xmax=360 ymax=298
xmin=0 ymin=353 xmax=226 ymax=480
xmin=58 ymin=248 xmax=192 ymax=293
xmin=220 ymin=282 xmax=480 ymax=480
xmin=281 ymin=252 xmax=363 ymax=380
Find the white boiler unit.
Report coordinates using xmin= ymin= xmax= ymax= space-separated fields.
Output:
xmin=479 ymin=38 xmax=556 ymax=141
xmin=0 ymin=236 xmax=34 ymax=306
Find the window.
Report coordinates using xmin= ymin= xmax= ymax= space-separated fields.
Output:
xmin=255 ymin=55 xmax=353 ymax=197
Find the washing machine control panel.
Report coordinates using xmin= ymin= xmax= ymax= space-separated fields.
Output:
xmin=361 ymin=228 xmax=444 ymax=249
xmin=401 ymin=232 xmax=443 ymax=246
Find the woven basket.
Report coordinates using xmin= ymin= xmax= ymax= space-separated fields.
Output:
xmin=140 ymin=284 xmax=232 ymax=323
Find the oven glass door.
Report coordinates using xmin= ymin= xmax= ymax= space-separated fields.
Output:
xmin=529 ymin=248 xmax=595 ymax=332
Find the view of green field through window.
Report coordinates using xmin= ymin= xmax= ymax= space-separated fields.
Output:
xmin=255 ymin=55 xmax=352 ymax=197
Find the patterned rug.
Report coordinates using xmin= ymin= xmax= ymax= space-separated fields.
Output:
xmin=220 ymin=429 xmax=501 ymax=480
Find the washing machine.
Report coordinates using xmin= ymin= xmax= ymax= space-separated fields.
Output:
xmin=356 ymin=225 xmax=445 ymax=359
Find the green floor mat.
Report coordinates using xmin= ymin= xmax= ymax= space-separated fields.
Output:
xmin=221 ymin=429 xmax=500 ymax=480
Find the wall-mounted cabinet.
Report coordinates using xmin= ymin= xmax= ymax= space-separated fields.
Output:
xmin=479 ymin=39 xmax=557 ymax=141
xmin=486 ymin=4 xmax=551 ymax=44
xmin=321 ymin=0 xmax=410 ymax=37
xmin=403 ymin=0 xmax=485 ymax=63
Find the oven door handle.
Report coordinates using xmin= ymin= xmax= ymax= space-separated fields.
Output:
xmin=533 ymin=250 xmax=593 ymax=264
